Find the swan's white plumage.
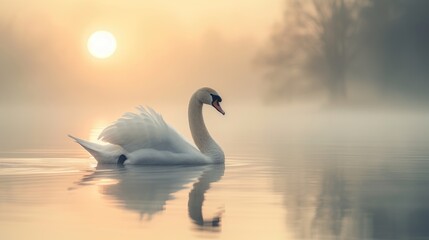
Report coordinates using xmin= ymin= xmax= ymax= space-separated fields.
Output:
xmin=70 ymin=88 xmax=224 ymax=165
xmin=99 ymin=106 xmax=172 ymax=152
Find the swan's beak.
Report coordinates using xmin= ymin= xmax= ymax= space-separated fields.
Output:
xmin=212 ymin=100 xmax=225 ymax=115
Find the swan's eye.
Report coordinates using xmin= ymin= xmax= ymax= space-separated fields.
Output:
xmin=210 ymin=94 xmax=222 ymax=103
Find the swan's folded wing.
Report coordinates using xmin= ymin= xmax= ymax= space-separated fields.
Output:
xmin=98 ymin=106 xmax=177 ymax=153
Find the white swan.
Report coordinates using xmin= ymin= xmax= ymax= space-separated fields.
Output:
xmin=69 ymin=87 xmax=225 ymax=165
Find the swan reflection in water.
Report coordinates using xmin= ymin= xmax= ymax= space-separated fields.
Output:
xmin=73 ymin=163 xmax=225 ymax=229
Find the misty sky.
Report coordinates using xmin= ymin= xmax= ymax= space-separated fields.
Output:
xmin=0 ymin=0 xmax=282 ymax=105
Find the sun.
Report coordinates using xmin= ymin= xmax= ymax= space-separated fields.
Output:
xmin=87 ymin=31 xmax=117 ymax=59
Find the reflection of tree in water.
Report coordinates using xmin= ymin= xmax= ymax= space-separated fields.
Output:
xmin=355 ymin=161 xmax=429 ymax=240
xmin=74 ymin=164 xmax=224 ymax=227
xmin=272 ymin=154 xmax=351 ymax=239
xmin=272 ymin=144 xmax=429 ymax=239
xmin=311 ymin=166 xmax=349 ymax=238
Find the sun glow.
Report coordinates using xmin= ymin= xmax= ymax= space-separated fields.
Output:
xmin=87 ymin=31 xmax=117 ymax=59
xmin=89 ymin=120 xmax=109 ymax=143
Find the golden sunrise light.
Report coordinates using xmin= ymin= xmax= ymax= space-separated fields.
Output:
xmin=87 ymin=31 xmax=117 ymax=59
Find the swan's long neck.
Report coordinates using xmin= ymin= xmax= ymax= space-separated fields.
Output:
xmin=188 ymin=93 xmax=224 ymax=163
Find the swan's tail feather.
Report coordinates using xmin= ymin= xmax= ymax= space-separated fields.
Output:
xmin=68 ymin=135 xmax=123 ymax=164
xmin=68 ymin=134 xmax=103 ymax=159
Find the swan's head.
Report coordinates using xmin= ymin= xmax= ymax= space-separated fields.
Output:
xmin=196 ymin=87 xmax=225 ymax=115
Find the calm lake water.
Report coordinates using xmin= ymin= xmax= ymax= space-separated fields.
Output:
xmin=1 ymin=114 xmax=429 ymax=240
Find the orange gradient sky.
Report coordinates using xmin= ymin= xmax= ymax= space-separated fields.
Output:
xmin=0 ymin=0 xmax=283 ymax=105
xmin=0 ymin=0 xmax=284 ymax=150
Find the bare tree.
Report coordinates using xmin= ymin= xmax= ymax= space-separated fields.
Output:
xmin=260 ymin=0 xmax=363 ymax=103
